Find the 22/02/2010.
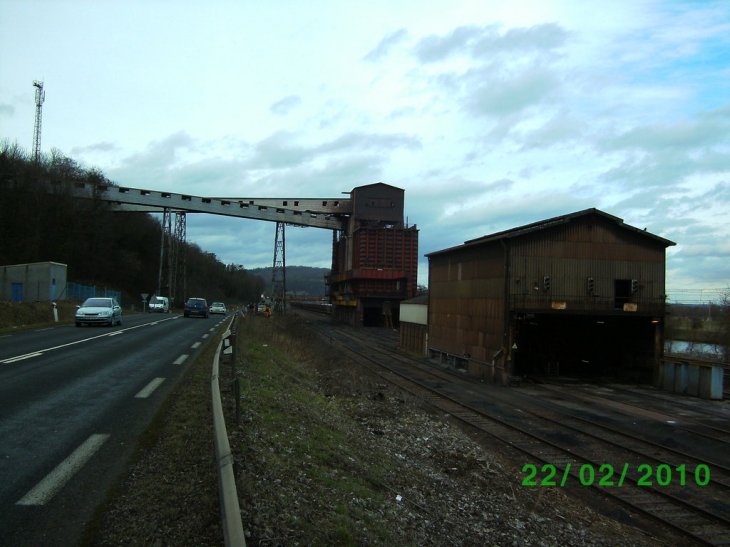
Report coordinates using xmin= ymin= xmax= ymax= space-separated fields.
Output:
xmin=521 ymin=463 xmax=711 ymax=487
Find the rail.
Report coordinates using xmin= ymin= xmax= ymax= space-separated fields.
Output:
xmin=211 ymin=315 xmax=246 ymax=547
xmin=316 ymin=325 xmax=730 ymax=545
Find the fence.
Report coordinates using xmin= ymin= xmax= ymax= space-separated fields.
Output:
xmin=65 ymin=282 xmax=122 ymax=304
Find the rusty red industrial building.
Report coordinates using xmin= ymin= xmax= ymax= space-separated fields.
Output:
xmin=327 ymin=183 xmax=419 ymax=327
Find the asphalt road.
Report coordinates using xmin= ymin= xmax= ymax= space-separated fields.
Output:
xmin=0 ymin=311 xmax=231 ymax=547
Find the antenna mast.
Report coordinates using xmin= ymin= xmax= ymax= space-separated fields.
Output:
xmin=32 ymin=80 xmax=45 ymax=163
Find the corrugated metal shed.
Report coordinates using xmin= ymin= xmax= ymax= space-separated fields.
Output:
xmin=426 ymin=209 xmax=675 ymax=384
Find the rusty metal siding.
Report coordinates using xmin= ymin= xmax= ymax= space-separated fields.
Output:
xmin=351 ymin=183 xmax=405 ymax=223
xmin=508 ymin=216 xmax=668 ymax=311
xmin=428 ymin=244 xmax=505 ymax=360
xmin=399 ymin=321 xmax=428 ymax=355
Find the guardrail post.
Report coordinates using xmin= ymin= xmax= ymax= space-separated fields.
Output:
xmin=223 ymin=313 xmax=240 ymax=424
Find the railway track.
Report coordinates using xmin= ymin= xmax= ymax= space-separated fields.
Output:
xmin=549 ymin=382 xmax=730 ymax=440
xmin=300 ymin=315 xmax=730 ymax=546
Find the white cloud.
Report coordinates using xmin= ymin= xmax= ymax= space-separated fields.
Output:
xmin=362 ymin=29 xmax=409 ymax=62
xmin=270 ymin=95 xmax=302 ymax=116
xmin=1 ymin=0 xmax=729 ymax=292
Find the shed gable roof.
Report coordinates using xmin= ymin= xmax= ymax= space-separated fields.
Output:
xmin=426 ymin=208 xmax=675 ymax=257
xmin=348 ymin=182 xmax=404 ymax=194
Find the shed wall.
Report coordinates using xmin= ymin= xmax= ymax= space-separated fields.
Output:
xmin=400 ymin=322 xmax=428 ymax=356
xmin=400 ymin=302 xmax=427 ymax=325
xmin=428 ymin=244 xmax=505 ymax=364
xmin=1 ymin=262 xmax=68 ymax=301
xmin=508 ymin=217 xmax=667 ymax=314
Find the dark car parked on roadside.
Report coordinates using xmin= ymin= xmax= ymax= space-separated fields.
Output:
xmin=184 ymin=297 xmax=209 ymax=318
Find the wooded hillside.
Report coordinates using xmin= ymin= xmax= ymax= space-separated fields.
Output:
xmin=248 ymin=266 xmax=330 ymax=298
xmin=0 ymin=142 xmax=266 ymax=306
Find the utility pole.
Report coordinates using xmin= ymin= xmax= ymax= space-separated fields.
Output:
xmin=32 ymin=80 xmax=45 ymax=163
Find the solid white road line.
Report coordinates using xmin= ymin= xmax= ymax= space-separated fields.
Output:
xmin=135 ymin=377 xmax=166 ymax=398
xmin=173 ymin=354 xmax=189 ymax=365
xmin=16 ymin=433 xmax=110 ymax=506
xmin=0 ymin=317 xmax=177 ymax=364
xmin=2 ymin=352 xmax=43 ymax=364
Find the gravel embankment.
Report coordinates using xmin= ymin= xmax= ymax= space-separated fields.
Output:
xmin=82 ymin=314 xmax=678 ymax=546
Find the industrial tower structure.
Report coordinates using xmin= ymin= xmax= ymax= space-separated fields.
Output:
xmin=328 ymin=183 xmax=419 ymax=326
xmin=32 ymin=80 xmax=45 ymax=163
xmin=157 ymin=209 xmax=187 ymax=307
xmin=270 ymin=222 xmax=286 ymax=313
xmin=30 ymin=180 xmax=419 ymax=325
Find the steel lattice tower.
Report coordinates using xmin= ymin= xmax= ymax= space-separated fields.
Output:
xmin=171 ymin=212 xmax=186 ymax=306
xmin=158 ymin=209 xmax=172 ymax=297
xmin=32 ymin=81 xmax=45 ymax=163
xmin=271 ymin=222 xmax=286 ymax=313
xmin=157 ymin=209 xmax=187 ymax=306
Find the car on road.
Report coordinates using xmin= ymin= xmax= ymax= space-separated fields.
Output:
xmin=209 ymin=302 xmax=227 ymax=315
xmin=148 ymin=296 xmax=169 ymax=313
xmin=75 ymin=297 xmax=123 ymax=327
xmin=184 ymin=297 xmax=209 ymax=318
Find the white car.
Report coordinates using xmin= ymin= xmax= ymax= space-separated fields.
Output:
xmin=75 ymin=297 xmax=123 ymax=327
xmin=148 ymin=296 xmax=169 ymax=313
xmin=209 ymin=302 xmax=227 ymax=315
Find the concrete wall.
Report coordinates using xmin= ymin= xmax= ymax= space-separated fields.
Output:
xmin=400 ymin=302 xmax=427 ymax=325
xmin=661 ymin=359 xmax=723 ymax=400
xmin=1 ymin=262 xmax=68 ymax=302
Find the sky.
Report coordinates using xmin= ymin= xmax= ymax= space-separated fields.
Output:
xmin=1 ymin=0 xmax=729 ymax=302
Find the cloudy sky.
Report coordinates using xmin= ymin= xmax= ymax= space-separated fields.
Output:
xmin=1 ymin=0 xmax=729 ymax=301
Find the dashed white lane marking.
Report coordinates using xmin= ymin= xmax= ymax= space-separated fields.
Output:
xmin=191 ymin=342 xmax=201 ymax=349
xmin=202 ymin=334 xmax=209 ymax=339
xmin=16 ymin=433 xmax=110 ymax=506
xmin=173 ymin=354 xmax=189 ymax=365
xmin=135 ymin=377 xmax=166 ymax=398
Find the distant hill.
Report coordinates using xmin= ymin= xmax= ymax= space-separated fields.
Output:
xmin=248 ymin=266 xmax=330 ymax=297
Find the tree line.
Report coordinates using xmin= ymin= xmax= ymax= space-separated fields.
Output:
xmin=0 ymin=141 xmax=266 ymax=306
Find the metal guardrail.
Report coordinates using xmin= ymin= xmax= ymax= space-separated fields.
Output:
xmin=212 ymin=315 xmax=246 ymax=547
